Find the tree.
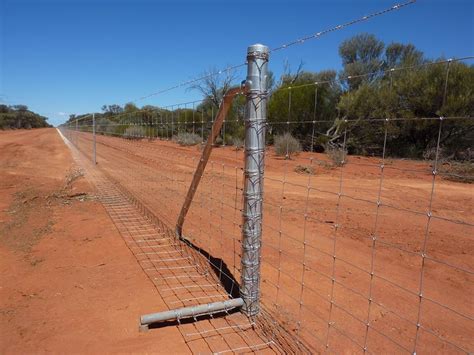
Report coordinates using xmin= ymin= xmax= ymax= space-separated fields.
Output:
xmin=0 ymin=105 xmax=51 ymax=130
xmin=13 ymin=104 xmax=28 ymax=112
xmin=101 ymin=104 xmax=123 ymax=116
xmin=337 ymin=59 xmax=474 ymax=158
xmin=124 ymin=102 xmax=139 ymax=113
xmin=339 ymin=33 xmax=385 ymax=90
xmin=190 ymin=67 xmax=237 ymax=108
xmin=268 ymin=70 xmax=341 ymax=150
xmin=385 ymin=43 xmax=424 ymax=68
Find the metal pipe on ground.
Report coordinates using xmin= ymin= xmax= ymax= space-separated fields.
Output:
xmin=139 ymin=298 xmax=244 ymax=331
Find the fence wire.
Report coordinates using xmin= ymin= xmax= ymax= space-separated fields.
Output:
xmin=60 ymin=55 xmax=473 ymax=354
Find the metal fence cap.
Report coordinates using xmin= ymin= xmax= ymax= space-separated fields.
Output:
xmin=247 ymin=43 xmax=269 ymax=55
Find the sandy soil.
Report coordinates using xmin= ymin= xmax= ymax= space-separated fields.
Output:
xmin=1 ymin=128 xmax=472 ymax=354
xmin=0 ymin=129 xmax=190 ymax=353
xmin=67 ymin=130 xmax=473 ymax=354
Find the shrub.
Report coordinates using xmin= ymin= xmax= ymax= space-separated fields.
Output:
xmin=440 ymin=161 xmax=474 ymax=184
xmin=423 ymin=146 xmax=446 ymax=161
xmin=232 ymin=137 xmax=244 ymax=149
xmin=96 ymin=117 xmax=115 ymax=135
xmin=123 ymin=125 xmax=145 ymax=139
xmin=294 ymin=165 xmax=315 ymax=175
xmin=274 ymin=133 xmax=302 ymax=159
xmin=173 ymin=132 xmax=202 ymax=146
xmin=214 ymin=136 xmax=223 ymax=146
xmin=326 ymin=146 xmax=347 ymax=167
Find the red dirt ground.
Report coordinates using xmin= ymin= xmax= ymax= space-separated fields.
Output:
xmin=68 ymin=130 xmax=472 ymax=354
xmin=1 ymin=128 xmax=472 ymax=354
xmin=0 ymin=129 xmax=190 ymax=353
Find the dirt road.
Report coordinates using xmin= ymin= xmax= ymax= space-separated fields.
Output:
xmin=0 ymin=129 xmax=189 ymax=353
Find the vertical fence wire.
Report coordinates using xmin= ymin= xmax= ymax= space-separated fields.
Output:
xmin=59 ymin=55 xmax=473 ymax=354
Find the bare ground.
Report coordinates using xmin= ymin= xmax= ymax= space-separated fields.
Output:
xmin=1 ymin=128 xmax=472 ymax=354
xmin=0 ymin=128 xmax=190 ymax=353
xmin=69 ymin=130 xmax=473 ymax=354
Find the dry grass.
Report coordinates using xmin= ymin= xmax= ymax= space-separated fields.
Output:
xmin=440 ymin=161 xmax=474 ymax=183
xmin=294 ymin=165 xmax=315 ymax=175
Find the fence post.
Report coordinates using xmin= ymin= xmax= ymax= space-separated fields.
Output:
xmin=92 ymin=113 xmax=97 ymax=165
xmin=240 ymin=43 xmax=269 ymax=316
xmin=75 ymin=118 xmax=78 ymax=145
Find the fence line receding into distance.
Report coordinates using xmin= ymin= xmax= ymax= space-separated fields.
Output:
xmin=59 ymin=1 xmax=474 ymax=352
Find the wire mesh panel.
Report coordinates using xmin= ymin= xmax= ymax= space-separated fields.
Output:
xmin=256 ymin=57 xmax=473 ymax=353
xmin=59 ymin=55 xmax=473 ymax=354
xmin=59 ymin=56 xmax=473 ymax=353
xmin=57 ymin=21 xmax=474 ymax=351
xmin=61 ymin=98 xmax=248 ymax=292
xmin=57 ymin=128 xmax=278 ymax=354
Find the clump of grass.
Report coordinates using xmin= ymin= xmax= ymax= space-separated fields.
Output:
xmin=274 ymin=133 xmax=302 ymax=159
xmin=294 ymin=164 xmax=315 ymax=175
xmin=440 ymin=161 xmax=474 ymax=184
xmin=123 ymin=125 xmax=145 ymax=140
xmin=326 ymin=146 xmax=347 ymax=167
xmin=173 ymin=132 xmax=202 ymax=146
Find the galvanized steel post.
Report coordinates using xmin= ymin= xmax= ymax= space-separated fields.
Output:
xmin=240 ymin=43 xmax=269 ymax=316
xmin=92 ymin=113 xmax=97 ymax=165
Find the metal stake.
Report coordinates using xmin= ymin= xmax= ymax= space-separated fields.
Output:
xmin=240 ymin=43 xmax=269 ymax=316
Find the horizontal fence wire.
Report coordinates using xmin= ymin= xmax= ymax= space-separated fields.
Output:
xmin=64 ymin=0 xmax=417 ymax=120
xmin=60 ymin=52 xmax=473 ymax=354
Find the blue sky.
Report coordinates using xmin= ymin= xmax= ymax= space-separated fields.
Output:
xmin=1 ymin=0 xmax=473 ymax=126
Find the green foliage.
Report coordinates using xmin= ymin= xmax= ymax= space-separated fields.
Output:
xmin=94 ymin=117 xmax=116 ymax=135
xmin=268 ymin=70 xmax=341 ymax=151
xmin=339 ymin=33 xmax=385 ymax=90
xmin=123 ymin=125 xmax=145 ymax=139
xmin=338 ymin=60 xmax=474 ymax=158
xmin=0 ymin=105 xmax=51 ymax=129
xmin=63 ymin=33 xmax=473 ymax=166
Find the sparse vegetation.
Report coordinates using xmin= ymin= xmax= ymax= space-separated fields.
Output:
xmin=440 ymin=161 xmax=474 ymax=184
xmin=173 ymin=132 xmax=202 ymax=146
xmin=326 ymin=146 xmax=347 ymax=167
xmin=274 ymin=133 xmax=302 ymax=159
xmin=123 ymin=125 xmax=145 ymax=139
xmin=294 ymin=165 xmax=315 ymax=175
xmin=232 ymin=137 xmax=244 ymax=149
xmin=96 ymin=117 xmax=116 ymax=135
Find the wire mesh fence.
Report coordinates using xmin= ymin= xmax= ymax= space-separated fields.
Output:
xmin=60 ymin=50 xmax=473 ymax=354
